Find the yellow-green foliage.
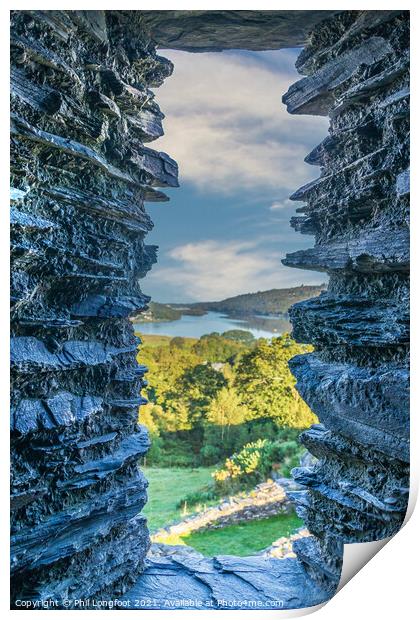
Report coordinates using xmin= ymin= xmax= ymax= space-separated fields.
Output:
xmin=206 ymin=387 xmax=247 ymax=436
xmin=213 ymin=440 xmax=267 ymax=483
xmin=212 ymin=435 xmax=303 ymax=489
xmin=136 ymin=331 xmax=317 ymax=467
xmin=234 ymin=335 xmax=317 ymax=428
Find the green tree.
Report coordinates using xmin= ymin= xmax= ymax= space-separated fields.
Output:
xmin=222 ymin=330 xmax=255 ymax=345
xmin=234 ymin=335 xmax=317 ymax=428
xmin=137 ymin=340 xmax=201 ymax=429
xmin=180 ymin=363 xmax=228 ymax=426
xmin=170 ymin=336 xmax=190 ymax=350
xmin=138 ymin=402 xmax=161 ymax=436
xmin=206 ymin=387 xmax=247 ymax=441
xmin=138 ymin=403 xmax=163 ymax=464
xmin=160 ymin=399 xmax=191 ymax=433
xmin=192 ymin=334 xmax=246 ymax=362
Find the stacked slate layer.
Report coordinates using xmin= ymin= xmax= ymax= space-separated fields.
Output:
xmin=140 ymin=10 xmax=339 ymax=52
xmin=282 ymin=10 xmax=409 ymax=590
xmin=10 ymin=8 xmax=410 ymax=608
xmin=10 ymin=10 xmax=177 ymax=606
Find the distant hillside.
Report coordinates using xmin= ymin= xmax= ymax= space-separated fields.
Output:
xmin=178 ymin=284 xmax=327 ymax=317
xmin=132 ymin=302 xmax=181 ymax=323
xmin=131 ymin=301 xmax=206 ymax=323
xmin=131 ymin=285 xmax=326 ymax=323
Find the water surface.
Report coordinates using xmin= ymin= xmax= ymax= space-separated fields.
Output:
xmin=133 ymin=311 xmax=289 ymax=339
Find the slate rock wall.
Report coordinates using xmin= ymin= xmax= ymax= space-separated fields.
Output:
xmin=10 ymin=10 xmax=177 ymax=605
xmin=10 ymin=8 xmax=410 ymax=607
xmin=140 ymin=10 xmax=339 ymax=52
xmin=282 ymin=9 xmax=409 ymax=589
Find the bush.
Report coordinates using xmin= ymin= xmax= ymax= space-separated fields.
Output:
xmin=212 ymin=440 xmax=267 ymax=487
xmin=212 ymin=436 xmax=303 ymax=491
xmin=143 ymin=434 xmax=163 ymax=465
xmin=200 ymin=444 xmax=221 ymax=464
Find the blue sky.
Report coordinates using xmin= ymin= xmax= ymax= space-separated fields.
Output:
xmin=143 ymin=48 xmax=328 ymax=303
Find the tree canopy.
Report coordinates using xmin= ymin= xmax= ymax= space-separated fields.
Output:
xmin=234 ymin=335 xmax=316 ymax=428
xmin=136 ymin=332 xmax=317 ymax=466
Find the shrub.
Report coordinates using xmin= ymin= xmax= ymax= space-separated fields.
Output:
xmin=212 ymin=437 xmax=303 ymax=491
xmin=200 ymin=444 xmax=221 ymax=464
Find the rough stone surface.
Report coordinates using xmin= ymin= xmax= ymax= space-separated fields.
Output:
xmin=10 ymin=10 xmax=176 ymax=607
xmin=282 ymin=9 xmax=409 ymax=590
xmin=10 ymin=8 xmax=410 ymax=610
xmin=120 ymin=544 xmax=329 ymax=610
xmin=141 ymin=10 xmax=339 ymax=52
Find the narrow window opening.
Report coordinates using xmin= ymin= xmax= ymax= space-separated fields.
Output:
xmin=134 ymin=48 xmax=328 ymax=560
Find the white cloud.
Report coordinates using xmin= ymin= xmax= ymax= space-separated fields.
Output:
xmin=270 ymin=201 xmax=284 ymax=211
xmin=146 ymin=239 xmax=323 ymax=301
xmin=269 ymin=199 xmax=289 ymax=211
xmin=153 ymin=50 xmax=328 ymax=194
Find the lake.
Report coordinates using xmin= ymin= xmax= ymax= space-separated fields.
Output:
xmin=133 ymin=311 xmax=290 ymax=339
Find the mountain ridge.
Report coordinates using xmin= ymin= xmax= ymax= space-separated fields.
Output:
xmin=134 ymin=284 xmax=326 ymax=322
xmin=179 ymin=284 xmax=327 ymax=316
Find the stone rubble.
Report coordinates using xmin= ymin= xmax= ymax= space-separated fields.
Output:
xmin=259 ymin=528 xmax=310 ymax=559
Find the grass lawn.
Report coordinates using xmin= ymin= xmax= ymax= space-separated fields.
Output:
xmin=157 ymin=513 xmax=303 ymax=557
xmin=143 ymin=466 xmax=216 ymax=532
xmin=143 ymin=466 xmax=304 ymax=556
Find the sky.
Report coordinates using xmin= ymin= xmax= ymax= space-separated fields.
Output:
xmin=143 ymin=48 xmax=329 ymax=303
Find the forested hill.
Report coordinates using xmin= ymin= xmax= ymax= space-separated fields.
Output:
xmin=178 ymin=284 xmax=326 ymax=316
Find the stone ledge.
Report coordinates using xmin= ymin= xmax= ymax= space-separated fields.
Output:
xmin=141 ymin=10 xmax=341 ymax=52
xmin=119 ymin=545 xmax=332 ymax=610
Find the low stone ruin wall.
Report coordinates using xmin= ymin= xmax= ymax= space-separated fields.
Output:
xmin=259 ymin=528 xmax=310 ymax=559
xmin=153 ymin=480 xmax=297 ymax=541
